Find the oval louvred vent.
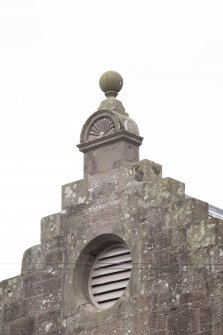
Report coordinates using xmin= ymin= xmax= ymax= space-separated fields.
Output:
xmin=89 ymin=245 xmax=132 ymax=309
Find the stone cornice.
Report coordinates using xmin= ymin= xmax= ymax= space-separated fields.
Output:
xmin=77 ymin=130 xmax=143 ymax=153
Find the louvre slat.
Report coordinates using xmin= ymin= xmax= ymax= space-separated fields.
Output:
xmin=95 ymin=289 xmax=124 ymax=302
xmin=92 ymin=263 xmax=132 ymax=277
xmin=94 ymin=254 xmax=131 ymax=268
xmin=98 ymin=246 xmax=129 ymax=259
xmin=91 ymin=280 xmax=129 ymax=294
xmin=91 ymin=270 xmax=131 ymax=286
xmin=98 ymin=300 xmax=118 ymax=309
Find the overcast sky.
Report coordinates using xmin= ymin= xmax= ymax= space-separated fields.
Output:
xmin=0 ymin=0 xmax=223 ymax=281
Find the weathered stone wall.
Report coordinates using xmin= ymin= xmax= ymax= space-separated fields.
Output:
xmin=1 ymin=159 xmax=223 ymax=335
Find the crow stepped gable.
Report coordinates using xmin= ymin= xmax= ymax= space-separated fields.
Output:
xmin=1 ymin=71 xmax=223 ymax=335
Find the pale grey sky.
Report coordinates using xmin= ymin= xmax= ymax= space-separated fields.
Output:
xmin=0 ymin=0 xmax=223 ymax=280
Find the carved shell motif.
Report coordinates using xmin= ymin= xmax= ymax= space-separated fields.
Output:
xmin=88 ymin=117 xmax=115 ymax=140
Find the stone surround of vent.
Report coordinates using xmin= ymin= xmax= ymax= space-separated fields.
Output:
xmin=88 ymin=244 xmax=132 ymax=309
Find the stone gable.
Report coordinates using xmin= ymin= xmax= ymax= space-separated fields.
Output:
xmin=1 ymin=71 xmax=223 ymax=335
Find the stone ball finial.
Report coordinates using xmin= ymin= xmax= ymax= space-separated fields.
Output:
xmin=99 ymin=71 xmax=123 ymax=98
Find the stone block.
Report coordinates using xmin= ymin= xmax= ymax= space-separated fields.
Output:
xmin=213 ymin=322 xmax=223 ymax=335
xmin=22 ymin=269 xmax=61 ymax=286
xmin=115 ymin=159 xmax=162 ymax=190
xmin=166 ymin=198 xmax=209 ymax=229
xmin=62 ymin=179 xmax=88 ymax=210
xmin=189 ymin=246 xmax=211 ymax=270
xmin=0 ymin=304 xmax=3 ymax=332
xmin=0 ymin=276 xmax=22 ymax=304
xmin=3 ymin=300 xmax=27 ymax=323
xmin=9 ymin=316 xmax=35 ymax=335
xmin=187 ymin=220 xmax=216 ymax=253
xmin=27 ymin=290 xmax=62 ymax=316
xmin=167 ymin=308 xmax=199 ymax=334
xmin=207 ymin=274 xmax=223 ymax=297
xmin=213 ymin=217 xmax=223 ymax=245
xmin=0 ymin=324 xmax=9 ymax=335
xmin=41 ymin=213 xmax=62 ymax=241
xmin=42 ymin=235 xmax=67 ymax=254
xmin=83 ymin=140 xmax=140 ymax=177
xmin=21 ymin=244 xmax=42 ymax=274
xmin=23 ymin=276 xmax=61 ymax=298
xmin=199 ymin=306 xmax=213 ymax=331
xmin=155 ymin=230 xmax=171 ymax=250
xmin=145 ymin=177 xmax=185 ymax=205
xmin=36 ymin=309 xmax=63 ymax=333
xmin=45 ymin=250 xmax=64 ymax=272
xmin=209 ymin=246 xmax=223 ymax=273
